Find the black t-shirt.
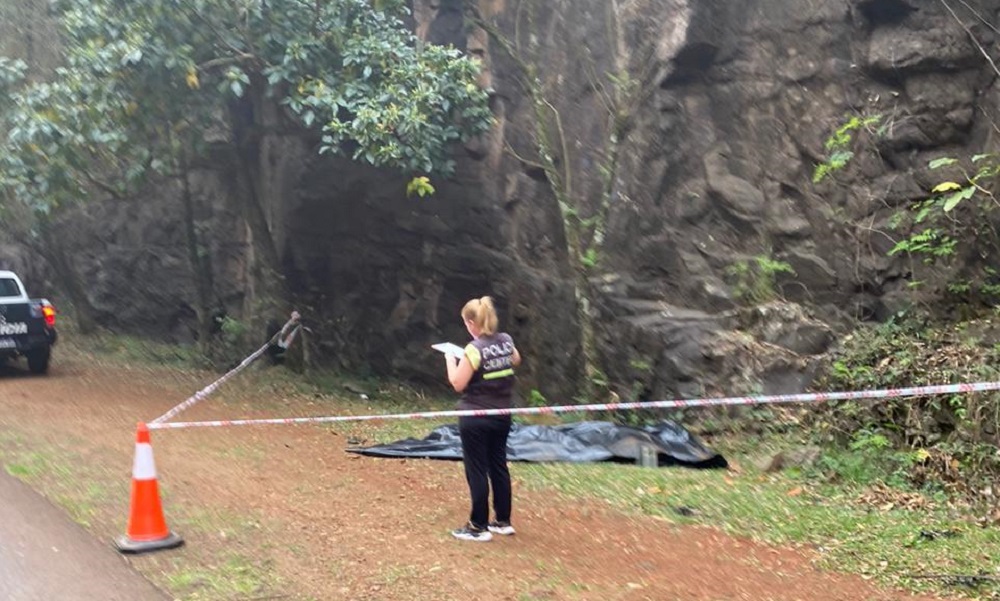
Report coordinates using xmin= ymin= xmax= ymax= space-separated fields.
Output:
xmin=459 ymin=332 xmax=517 ymax=411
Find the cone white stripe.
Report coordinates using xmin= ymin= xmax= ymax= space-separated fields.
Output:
xmin=132 ymin=443 xmax=157 ymax=481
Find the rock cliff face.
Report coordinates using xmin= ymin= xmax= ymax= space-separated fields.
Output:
xmin=6 ymin=0 xmax=1000 ymax=401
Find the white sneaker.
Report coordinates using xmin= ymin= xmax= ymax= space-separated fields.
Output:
xmin=451 ymin=523 xmax=493 ymax=542
xmin=488 ymin=521 xmax=516 ymax=536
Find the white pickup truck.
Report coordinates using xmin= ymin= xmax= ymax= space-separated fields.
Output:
xmin=0 ymin=270 xmax=57 ymax=374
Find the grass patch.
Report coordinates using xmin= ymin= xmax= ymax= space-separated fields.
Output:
xmin=5 ymin=462 xmax=34 ymax=477
xmin=173 ymin=506 xmax=265 ymax=538
xmin=4 ymin=450 xmax=52 ymax=479
xmin=516 ymin=460 xmax=1000 ymax=598
xmin=77 ymin=332 xmax=207 ymax=369
xmin=164 ymin=554 xmax=280 ymax=600
xmin=0 ymin=433 xmax=121 ymax=529
xmin=375 ymin=563 xmax=419 ymax=587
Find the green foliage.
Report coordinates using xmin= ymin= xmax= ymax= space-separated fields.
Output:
xmin=210 ymin=316 xmax=250 ymax=368
xmin=589 ymin=368 xmax=610 ymax=391
xmin=219 ymin=316 xmax=247 ymax=341
xmin=890 ymin=154 xmax=1000 ymax=255
xmin=0 ymin=0 xmax=492 ymax=219
xmin=628 ymin=357 xmax=652 ymax=373
xmin=405 ymin=176 xmax=435 ymax=198
xmin=812 ymin=114 xmax=882 ymax=183
xmin=526 ymin=389 xmax=548 ymax=408
xmin=725 ymin=255 xmax=795 ymax=305
xmin=980 ymin=277 xmax=1000 ymax=298
xmin=889 ymin=154 xmax=1000 ymax=302
xmin=812 ymin=150 xmax=854 ymax=184
xmin=0 ymin=56 xmax=26 ymax=92
xmin=810 ymin=429 xmax=924 ymax=489
xmin=888 ymin=227 xmax=957 ymax=261
xmin=946 ymin=280 xmax=971 ymax=295
xmin=816 ymin=313 xmax=1000 ymax=499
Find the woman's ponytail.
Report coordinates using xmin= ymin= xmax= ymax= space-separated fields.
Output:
xmin=462 ymin=296 xmax=499 ymax=336
xmin=477 ymin=296 xmax=498 ymax=336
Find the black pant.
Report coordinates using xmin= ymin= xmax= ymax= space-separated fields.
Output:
xmin=458 ymin=415 xmax=512 ymax=528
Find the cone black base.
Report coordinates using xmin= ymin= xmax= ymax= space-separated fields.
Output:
xmin=115 ymin=531 xmax=184 ymax=554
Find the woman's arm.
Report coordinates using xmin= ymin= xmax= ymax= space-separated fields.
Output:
xmin=446 ymin=353 xmax=475 ymax=392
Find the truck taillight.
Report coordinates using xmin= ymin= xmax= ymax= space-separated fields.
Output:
xmin=42 ymin=304 xmax=56 ymax=327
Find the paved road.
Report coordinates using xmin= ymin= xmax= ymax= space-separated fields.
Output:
xmin=0 ymin=470 xmax=169 ymax=601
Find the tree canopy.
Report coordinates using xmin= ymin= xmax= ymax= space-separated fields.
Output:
xmin=0 ymin=0 xmax=493 ymax=216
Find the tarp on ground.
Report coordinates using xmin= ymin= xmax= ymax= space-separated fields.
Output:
xmin=348 ymin=420 xmax=727 ymax=469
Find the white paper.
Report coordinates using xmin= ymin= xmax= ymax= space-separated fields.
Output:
xmin=431 ymin=342 xmax=466 ymax=358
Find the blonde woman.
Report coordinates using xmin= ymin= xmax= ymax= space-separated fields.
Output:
xmin=444 ymin=296 xmax=522 ymax=541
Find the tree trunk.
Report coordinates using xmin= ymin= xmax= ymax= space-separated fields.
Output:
xmin=472 ymin=2 xmax=605 ymax=402
xmin=178 ymin=148 xmax=215 ymax=351
xmin=228 ymin=91 xmax=291 ymax=338
xmin=557 ymin=208 xmax=599 ymax=400
xmin=235 ymin=143 xmax=288 ymax=316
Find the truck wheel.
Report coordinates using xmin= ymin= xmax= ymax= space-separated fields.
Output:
xmin=26 ymin=348 xmax=50 ymax=374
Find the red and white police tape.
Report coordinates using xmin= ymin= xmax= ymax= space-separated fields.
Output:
xmin=146 ymin=380 xmax=1000 ymax=431
xmin=150 ymin=313 xmax=301 ymax=425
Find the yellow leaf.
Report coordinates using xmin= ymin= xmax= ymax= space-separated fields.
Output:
xmin=406 ymin=176 xmax=435 ymax=198
xmin=914 ymin=448 xmax=931 ymax=462
xmin=932 ymin=181 xmax=962 ymax=193
xmin=786 ymin=487 xmax=804 ymax=497
xmin=186 ymin=68 xmax=200 ymax=90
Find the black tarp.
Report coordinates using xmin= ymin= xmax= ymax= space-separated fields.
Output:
xmin=348 ymin=420 xmax=727 ymax=469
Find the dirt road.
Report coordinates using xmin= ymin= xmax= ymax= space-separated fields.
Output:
xmin=0 ymin=356 xmax=947 ymax=601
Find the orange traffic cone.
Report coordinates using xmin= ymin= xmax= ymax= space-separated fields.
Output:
xmin=115 ymin=423 xmax=183 ymax=553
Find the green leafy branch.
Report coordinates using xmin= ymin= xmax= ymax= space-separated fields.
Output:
xmin=890 ymin=155 xmax=1000 ymax=262
xmin=889 ymin=154 xmax=1000 ymax=304
xmin=813 ymin=114 xmax=883 ymax=184
xmin=405 ymin=176 xmax=435 ymax=198
xmin=725 ymin=254 xmax=796 ymax=306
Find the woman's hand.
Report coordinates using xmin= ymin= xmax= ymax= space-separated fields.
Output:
xmin=446 ymin=352 xmax=474 ymax=393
